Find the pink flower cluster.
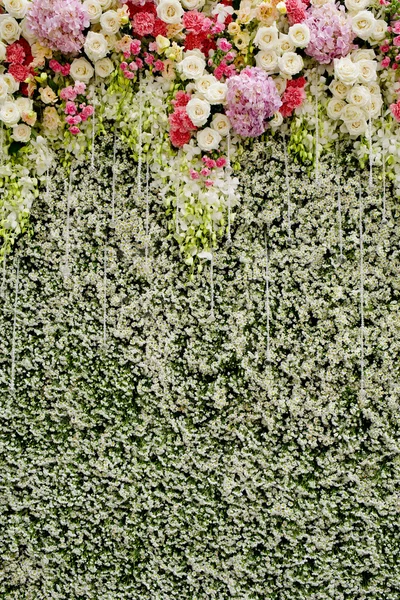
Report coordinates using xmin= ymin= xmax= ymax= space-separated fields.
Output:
xmin=226 ymin=67 xmax=282 ymax=137
xmin=60 ymin=82 xmax=93 ymax=134
xmin=286 ymin=0 xmax=307 ymax=25
xmin=27 ymin=0 xmax=90 ymax=54
xmin=169 ymin=91 xmax=197 ymax=148
xmin=49 ymin=59 xmax=71 ymax=77
xmin=380 ymin=21 xmax=400 ymax=70
xmin=304 ymin=3 xmax=355 ymax=64
xmin=279 ymin=77 xmax=306 ymax=118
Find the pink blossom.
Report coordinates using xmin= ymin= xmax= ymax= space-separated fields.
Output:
xmin=190 ymin=169 xmax=200 ymax=179
xmin=380 ymin=44 xmax=390 ymax=53
xmin=394 ymin=36 xmax=400 ymax=46
xmin=131 ymin=39 xmax=142 ymax=55
xmin=129 ymin=61 xmax=139 ymax=70
xmin=216 ymin=157 xmax=226 ymax=168
xmin=136 ymin=57 xmax=144 ymax=69
xmin=201 ymin=168 xmax=211 ymax=176
xmin=393 ymin=63 xmax=398 ymax=70
xmin=381 ymin=57 xmax=391 ymax=68
xmin=65 ymin=101 xmax=77 ymax=115
xmin=132 ymin=12 xmax=155 ymax=37
xmin=60 ymin=86 xmax=77 ymax=101
xmin=394 ymin=21 xmax=400 ymax=33
xmin=304 ymin=3 xmax=355 ymax=64
xmin=212 ymin=21 xmax=225 ymax=34
xmin=74 ymin=82 xmax=86 ymax=95
xmin=120 ymin=62 xmax=128 ymax=70
xmin=144 ymin=52 xmax=154 ymax=65
xmin=204 ymin=180 xmax=214 ymax=187
xmin=390 ymin=101 xmax=400 ymax=121
xmin=81 ymin=105 xmax=94 ymax=121
xmin=183 ymin=11 xmax=206 ymax=34
xmin=154 ymin=59 xmax=164 ymax=71
xmin=217 ymin=38 xmax=232 ymax=52
xmin=66 ymin=115 xmax=82 ymax=125
xmin=69 ymin=126 xmax=81 ymax=135
xmin=149 ymin=42 xmax=158 ymax=51
xmin=124 ymin=71 xmax=136 ymax=79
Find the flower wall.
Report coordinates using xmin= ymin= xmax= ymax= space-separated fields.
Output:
xmin=0 ymin=136 xmax=399 ymax=598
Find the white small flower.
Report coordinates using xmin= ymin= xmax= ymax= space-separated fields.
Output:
xmin=70 ymin=57 xmax=94 ymax=84
xmin=204 ymin=82 xmax=227 ymax=105
xmin=156 ymin=0 xmax=184 ymax=24
xmin=178 ymin=51 xmax=206 ymax=80
xmin=95 ymin=57 xmax=114 ymax=78
xmin=197 ymin=127 xmax=221 ymax=151
xmin=0 ymin=100 xmax=21 ymax=126
xmin=254 ymin=24 xmax=279 ymax=51
xmin=12 ymin=123 xmax=31 ymax=142
xmin=186 ymin=97 xmax=210 ymax=126
xmin=255 ymin=50 xmax=279 ymax=73
xmin=100 ymin=10 xmax=121 ymax=35
xmin=278 ymin=52 xmax=303 ymax=76
xmin=83 ymin=0 xmax=103 ymax=23
xmin=334 ymin=56 xmax=360 ymax=85
xmin=327 ymin=98 xmax=346 ymax=120
xmin=84 ymin=31 xmax=109 ymax=63
xmin=3 ymin=0 xmax=30 ymax=19
xmin=288 ymin=23 xmax=310 ymax=48
xmin=351 ymin=10 xmax=376 ymax=40
xmin=0 ymin=15 xmax=21 ymax=44
xmin=212 ymin=3 xmax=234 ymax=23
xmin=211 ymin=113 xmax=230 ymax=136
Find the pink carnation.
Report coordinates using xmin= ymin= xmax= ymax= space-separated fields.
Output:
xmin=132 ymin=12 xmax=155 ymax=36
xmin=8 ymin=64 xmax=30 ymax=82
xmin=304 ymin=3 xmax=355 ymax=64
xmin=6 ymin=42 xmax=25 ymax=65
xmin=390 ymin=101 xmax=400 ymax=121
xmin=286 ymin=0 xmax=306 ymax=25
xmin=183 ymin=11 xmax=206 ymax=34
xmin=27 ymin=0 xmax=90 ymax=54
xmin=81 ymin=105 xmax=94 ymax=121
xmin=69 ymin=126 xmax=81 ymax=135
xmin=65 ymin=101 xmax=77 ymax=115
xmin=170 ymin=128 xmax=192 ymax=148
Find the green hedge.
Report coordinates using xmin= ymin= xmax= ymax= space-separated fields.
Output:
xmin=1 ymin=136 xmax=399 ymax=599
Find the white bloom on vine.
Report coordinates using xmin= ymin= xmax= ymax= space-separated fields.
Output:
xmin=327 ymin=98 xmax=346 ymax=120
xmin=100 ymin=10 xmax=121 ymax=35
xmin=95 ymin=57 xmax=114 ymax=78
xmin=270 ymin=112 xmax=283 ymax=127
xmin=157 ymin=0 xmax=184 ymax=24
xmin=3 ymin=0 xmax=29 ymax=20
xmin=178 ymin=51 xmax=206 ymax=80
xmin=70 ymin=58 xmax=94 ymax=83
xmin=84 ymin=31 xmax=109 ymax=62
xmin=204 ymin=82 xmax=227 ymax=105
xmin=357 ymin=59 xmax=377 ymax=84
xmin=255 ymin=50 xmax=279 ymax=73
xmin=351 ymin=10 xmax=376 ymax=40
xmin=329 ymin=79 xmax=350 ymax=99
xmin=83 ymin=0 xmax=103 ymax=23
xmin=0 ymin=101 xmax=21 ymax=126
xmin=334 ymin=56 xmax=360 ymax=85
xmin=0 ymin=15 xmax=21 ymax=44
xmin=211 ymin=113 xmax=230 ymax=136
xmin=186 ymin=97 xmax=210 ymax=126
xmin=277 ymin=34 xmax=295 ymax=54
xmin=345 ymin=0 xmax=369 ymax=10
xmin=254 ymin=24 xmax=279 ymax=51
xmin=346 ymin=85 xmax=371 ymax=109
xmin=288 ymin=23 xmax=310 ymax=48
xmin=278 ymin=52 xmax=303 ymax=76
xmin=197 ymin=127 xmax=221 ymax=151
xmin=12 ymin=123 xmax=31 ymax=142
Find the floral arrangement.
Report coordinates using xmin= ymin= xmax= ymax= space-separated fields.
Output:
xmin=0 ymin=0 xmax=399 ymax=265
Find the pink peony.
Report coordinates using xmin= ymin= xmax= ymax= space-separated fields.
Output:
xmin=304 ymin=3 xmax=355 ymax=64
xmin=27 ymin=0 xmax=90 ymax=54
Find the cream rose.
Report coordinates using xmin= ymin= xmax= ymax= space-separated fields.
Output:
xmin=12 ymin=123 xmax=31 ymax=142
xmin=2 ymin=73 xmax=19 ymax=94
xmin=186 ymin=97 xmax=211 ymax=126
xmin=43 ymin=106 xmax=61 ymax=132
xmin=204 ymin=82 xmax=227 ymax=105
xmin=177 ymin=51 xmax=205 ymax=80
xmin=288 ymin=23 xmax=310 ymax=48
xmin=0 ymin=15 xmax=22 ymax=44
xmin=197 ymin=127 xmax=221 ymax=152
xmin=272 ymin=76 xmax=287 ymax=95
xmin=255 ymin=50 xmax=279 ymax=73
xmin=254 ymin=24 xmax=279 ymax=50
xmin=357 ymin=59 xmax=377 ymax=84
xmin=369 ymin=95 xmax=383 ymax=118
xmin=0 ymin=78 xmax=8 ymax=102
xmin=344 ymin=118 xmax=367 ymax=136
xmin=278 ymin=52 xmax=303 ymax=76
xmin=351 ymin=49 xmax=375 ymax=62
xmin=0 ymin=101 xmax=20 ymax=126
xmin=195 ymin=74 xmax=215 ymax=96
xmin=341 ymin=104 xmax=365 ymax=123
xmin=100 ymin=10 xmax=121 ymax=35
xmin=39 ymin=86 xmax=57 ymax=104
xmin=371 ymin=19 xmax=388 ymax=42
xmin=270 ymin=111 xmax=283 ymax=127
xmin=83 ymin=0 xmax=102 ymax=23
xmin=345 ymin=0 xmax=369 ymax=10
xmin=3 ymin=0 xmax=30 ymax=19
xmin=311 ymin=0 xmax=334 ymax=6
xmin=181 ymin=0 xmax=205 ymax=9
xmin=211 ymin=113 xmax=230 ymax=136
xmin=334 ymin=57 xmax=360 ymax=85
xmin=20 ymin=17 xmax=36 ymax=44
xmin=329 ymin=79 xmax=350 ymax=99
xmin=0 ymin=41 xmax=6 ymax=62
xmin=95 ymin=57 xmax=114 ymax=78
xmin=84 ymin=31 xmax=109 ymax=62
xmin=98 ymin=0 xmax=112 ymax=8
xmin=156 ymin=0 xmax=184 ymax=24
xmin=277 ymin=34 xmax=295 ymax=54
xmin=346 ymin=85 xmax=371 ymax=108
xmin=367 ymin=82 xmax=380 ymax=96
xmin=351 ymin=10 xmax=376 ymax=40
xmin=70 ymin=58 xmax=94 ymax=83
xmin=327 ymin=98 xmax=346 ymax=120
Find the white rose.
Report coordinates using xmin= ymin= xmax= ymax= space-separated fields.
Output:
xmin=95 ymin=57 xmax=114 ymax=78
xmin=211 ymin=113 xmax=230 ymax=136
xmin=39 ymin=86 xmax=57 ymax=104
xmin=344 ymin=117 xmax=367 ymax=136
xmin=341 ymin=104 xmax=365 ymax=123
xmin=83 ymin=0 xmax=103 ymax=23
xmin=357 ymin=59 xmax=377 ymax=83
xmin=254 ymin=24 xmax=279 ymax=51
xmin=156 ymin=0 xmax=184 ymax=24
xmin=15 ymin=97 xmax=33 ymax=113
xmin=288 ymin=23 xmax=310 ymax=48
xmin=0 ymin=101 xmax=20 ymax=126
xmin=278 ymin=52 xmax=303 ymax=76
xmin=327 ymin=98 xmax=346 ymax=120
xmin=345 ymin=0 xmax=369 ymax=10
xmin=0 ymin=41 xmax=6 ymax=62
xmin=369 ymin=94 xmax=383 ymax=118
xmin=3 ymin=0 xmax=30 ymax=19
xmin=19 ymin=17 xmax=36 ymax=44
xmin=2 ymin=73 xmax=19 ymax=94
xmin=43 ymin=106 xmax=61 ymax=132
xmin=12 ymin=123 xmax=31 ymax=142
xmin=197 ymin=127 xmax=221 ymax=152
xmin=311 ymin=0 xmax=334 ymax=5
xmin=352 ymin=49 xmax=375 ymax=61
xmin=370 ymin=19 xmax=388 ymax=42
xmin=255 ymin=50 xmax=279 ymax=73
xmin=84 ymin=31 xmax=109 ymax=62
xmin=100 ymin=10 xmax=121 ymax=35
xmin=270 ymin=111 xmax=283 ymax=127
xmin=70 ymin=57 xmax=94 ymax=84
xmin=273 ymin=76 xmax=287 ymax=95
xmin=205 ymin=82 xmax=227 ymax=105
xmin=0 ymin=15 xmax=22 ymax=43
xmin=178 ymin=52 xmax=205 ymax=79
xmin=329 ymin=79 xmax=350 ymax=99
xmin=277 ymin=34 xmax=295 ymax=54
xmin=196 ymin=75 xmax=217 ymax=97
xmin=346 ymin=85 xmax=371 ymax=108
xmin=367 ymin=82 xmax=380 ymax=96
xmin=334 ymin=56 xmax=360 ymax=85
xmin=186 ymin=97 xmax=210 ymax=126
xmin=0 ymin=78 xmax=8 ymax=101
xmin=98 ymin=0 xmax=112 ymax=8
xmin=181 ymin=0 xmax=205 ymax=9
xmin=351 ymin=10 xmax=376 ymax=40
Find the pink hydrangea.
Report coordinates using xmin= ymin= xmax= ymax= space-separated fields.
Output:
xmin=27 ymin=0 xmax=90 ymax=54
xmin=225 ymin=67 xmax=282 ymax=137
xmin=304 ymin=3 xmax=355 ymax=64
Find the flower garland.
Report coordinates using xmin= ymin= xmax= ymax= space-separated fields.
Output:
xmin=0 ymin=0 xmax=400 ymax=262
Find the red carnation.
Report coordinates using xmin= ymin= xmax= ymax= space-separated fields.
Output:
xmin=153 ymin=18 xmax=167 ymax=37
xmin=8 ymin=63 xmax=30 ymax=82
xmin=132 ymin=12 xmax=155 ymax=36
xmin=183 ymin=10 xmax=205 ymax=34
xmin=127 ymin=1 xmax=156 ymax=17
xmin=169 ymin=106 xmax=196 ymax=132
xmin=6 ymin=42 xmax=25 ymax=64
xmin=280 ymin=85 xmax=306 ymax=117
xmin=170 ymin=128 xmax=192 ymax=148
xmin=184 ymin=32 xmax=206 ymax=51
xmin=172 ymin=91 xmax=191 ymax=108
